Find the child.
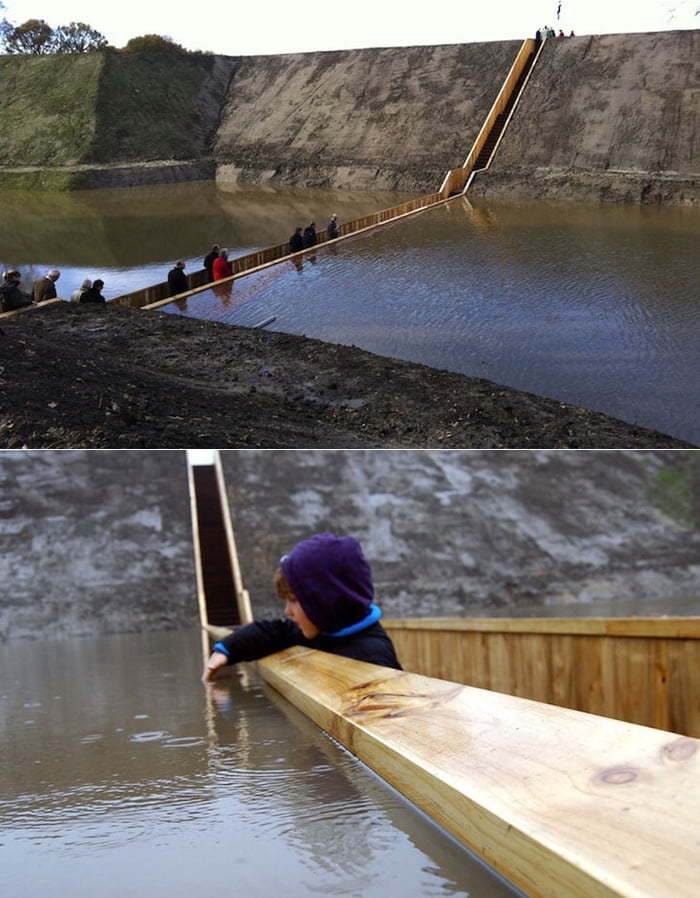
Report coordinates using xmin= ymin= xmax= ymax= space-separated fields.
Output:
xmin=202 ymin=533 xmax=401 ymax=681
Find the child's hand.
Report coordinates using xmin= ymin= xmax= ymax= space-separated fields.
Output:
xmin=202 ymin=651 xmax=228 ymax=683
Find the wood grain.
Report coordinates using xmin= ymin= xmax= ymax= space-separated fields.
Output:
xmin=258 ymin=646 xmax=700 ymax=898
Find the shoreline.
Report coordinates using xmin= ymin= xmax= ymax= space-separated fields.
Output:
xmin=0 ymin=304 xmax=694 ymax=449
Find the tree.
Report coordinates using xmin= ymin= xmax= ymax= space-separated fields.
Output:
xmin=122 ymin=34 xmax=186 ymax=54
xmin=1 ymin=18 xmax=55 ymax=54
xmin=53 ymin=22 xmax=107 ymax=53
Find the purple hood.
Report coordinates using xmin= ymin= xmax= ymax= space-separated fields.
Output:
xmin=280 ymin=533 xmax=374 ymax=633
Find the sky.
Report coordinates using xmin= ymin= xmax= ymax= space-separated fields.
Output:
xmin=2 ymin=0 xmax=698 ymax=55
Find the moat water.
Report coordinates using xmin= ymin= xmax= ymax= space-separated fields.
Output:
xmin=2 ymin=183 xmax=698 ymax=444
xmin=0 ymin=630 xmax=523 ymax=898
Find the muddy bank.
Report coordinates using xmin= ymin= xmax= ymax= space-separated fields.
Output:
xmin=0 ymin=303 xmax=693 ymax=449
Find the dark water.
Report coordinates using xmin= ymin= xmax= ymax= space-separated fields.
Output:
xmin=3 ymin=184 xmax=698 ymax=443
xmin=163 ymin=198 xmax=700 ymax=445
xmin=0 ymin=630 xmax=523 ymax=898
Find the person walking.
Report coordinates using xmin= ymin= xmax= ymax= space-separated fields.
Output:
xmin=203 ymin=244 xmax=220 ymax=281
xmin=326 ymin=214 xmax=340 ymax=240
xmin=289 ymin=227 xmax=304 ymax=253
xmin=212 ymin=248 xmax=233 ymax=281
xmin=70 ymin=279 xmax=92 ymax=302
xmin=167 ymin=260 xmax=188 ymax=296
xmin=303 ymin=222 xmax=317 ymax=248
xmin=32 ymin=269 xmax=61 ymax=302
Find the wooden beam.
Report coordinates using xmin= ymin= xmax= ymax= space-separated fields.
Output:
xmin=383 ymin=616 xmax=700 ymax=639
xmin=258 ymin=647 xmax=700 ymax=898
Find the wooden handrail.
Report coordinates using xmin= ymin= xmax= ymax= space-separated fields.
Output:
xmin=439 ymin=37 xmax=537 ymax=197
xmin=383 ymin=616 xmax=700 ymax=638
xmin=136 ymin=192 xmax=447 ymax=312
xmin=258 ymin=646 xmax=700 ymax=898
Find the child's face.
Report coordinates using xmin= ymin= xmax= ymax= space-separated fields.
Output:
xmin=284 ymin=596 xmax=321 ymax=639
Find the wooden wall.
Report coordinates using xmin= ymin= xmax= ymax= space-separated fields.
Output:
xmin=383 ymin=618 xmax=700 ymax=737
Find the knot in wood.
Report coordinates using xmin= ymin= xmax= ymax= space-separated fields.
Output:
xmin=597 ymin=766 xmax=638 ymax=785
xmin=662 ymin=738 xmax=698 ymax=762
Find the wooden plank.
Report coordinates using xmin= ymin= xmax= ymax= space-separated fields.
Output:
xmin=383 ymin=617 xmax=700 ymax=638
xmin=258 ymin=647 xmax=700 ymax=898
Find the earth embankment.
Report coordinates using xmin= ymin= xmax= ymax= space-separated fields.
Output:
xmin=471 ymin=31 xmax=699 ymax=206
xmin=1 ymin=32 xmax=696 ymax=202
xmin=0 ymin=303 xmax=693 ymax=449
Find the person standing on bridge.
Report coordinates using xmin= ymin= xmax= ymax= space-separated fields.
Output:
xmin=303 ymin=222 xmax=317 ymax=248
xmin=203 ymin=244 xmax=220 ymax=281
xmin=79 ymin=279 xmax=106 ymax=303
xmin=1 ymin=270 xmax=33 ymax=312
xmin=167 ymin=260 xmax=188 ymax=296
xmin=326 ymin=213 xmax=340 ymax=240
xmin=32 ymin=269 xmax=61 ymax=303
xmin=289 ymin=227 xmax=304 ymax=253
xmin=202 ymin=532 xmax=402 ymax=681
xmin=212 ymin=248 xmax=233 ymax=281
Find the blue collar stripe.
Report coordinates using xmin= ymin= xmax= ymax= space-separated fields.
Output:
xmin=326 ymin=603 xmax=382 ymax=637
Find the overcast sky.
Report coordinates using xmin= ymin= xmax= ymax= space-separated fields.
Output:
xmin=2 ymin=0 xmax=697 ymax=55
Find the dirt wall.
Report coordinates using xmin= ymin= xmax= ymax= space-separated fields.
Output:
xmin=0 ymin=450 xmax=196 ymax=641
xmin=215 ymin=42 xmax=519 ymax=193
xmin=221 ymin=450 xmax=700 ymax=619
xmin=471 ymin=30 xmax=699 ymax=205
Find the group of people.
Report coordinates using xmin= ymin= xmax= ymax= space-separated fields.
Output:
xmin=1 ymin=268 xmax=105 ymax=313
xmin=289 ymin=214 xmax=340 ymax=254
xmin=536 ymin=26 xmax=574 ymax=39
xmin=187 ymin=213 xmax=341 ymax=294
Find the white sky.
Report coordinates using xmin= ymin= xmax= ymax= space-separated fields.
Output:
xmin=2 ymin=1 xmax=697 ymax=55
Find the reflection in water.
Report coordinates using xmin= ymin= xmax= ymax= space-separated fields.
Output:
xmin=0 ymin=182 xmax=415 ymax=299
xmin=1 ymin=630 xmax=522 ymax=898
xmin=164 ymin=199 xmax=700 ymax=445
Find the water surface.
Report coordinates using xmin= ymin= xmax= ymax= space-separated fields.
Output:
xmin=0 ymin=630 xmax=522 ymax=898
xmin=3 ymin=183 xmax=698 ymax=443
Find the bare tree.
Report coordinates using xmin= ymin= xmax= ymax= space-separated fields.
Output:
xmin=1 ymin=18 xmax=55 ymax=54
xmin=53 ymin=22 xmax=107 ymax=53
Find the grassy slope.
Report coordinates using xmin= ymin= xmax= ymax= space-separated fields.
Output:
xmin=87 ymin=51 xmax=216 ymax=163
xmin=0 ymin=51 xmax=217 ymax=170
xmin=0 ymin=53 xmax=104 ymax=166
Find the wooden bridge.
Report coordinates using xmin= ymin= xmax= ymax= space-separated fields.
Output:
xmin=190 ymin=451 xmax=700 ymax=898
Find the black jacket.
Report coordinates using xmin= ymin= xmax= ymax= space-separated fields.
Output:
xmin=168 ymin=267 xmax=188 ymax=296
xmin=203 ymin=250 xmax=218 ymax=279
xmin=302 ymin=226 xmax=317 ymax=248
xmin=215 ymin=617 xmax=401 ymax=670
xmin=79 ymin=287 xmax=105 ymax=304
xmin=289 ymin=233 xmax=304 ymax=253
xmin=0 ymin=282 xmax=32 ymax=312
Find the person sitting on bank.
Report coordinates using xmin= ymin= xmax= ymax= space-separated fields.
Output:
xmin=70 ymin=279 xmax=92 ymax=303
xmin=202 ymin=532 xmax=402 ymax=682
xmin=1 ymin=269 xmax=33 ymax=312
xmin=289 ymin=227 xmax=304 ymax=254
xmin=79 ymin=278 xmax=106 ymax=303
xmin=32 ymin=269 xmax=61 ymax=303
xmin=167 ymin=260 xmax=188 ymax=297
xmin=203 ymin=244 xmax=220 ymax=281
xmin=212 ymin=248 xmax=233 ymax=281
xmin=326 ymin=213 xmax=340 ymax=240
xmin=302 ymin=222 xmax=317 ymax=248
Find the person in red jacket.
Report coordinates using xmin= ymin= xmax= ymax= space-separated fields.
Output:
xmin=212 ymin=248 xmax=233 ymax=281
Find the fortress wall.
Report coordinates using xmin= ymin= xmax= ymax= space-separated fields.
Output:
xmin=0 ymin=451 xmax=196 ymax=641
xmin=470 ymin=30 xmax=699 ymax=205
xmin=214 ymin=42 xmax=521 ymax=192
